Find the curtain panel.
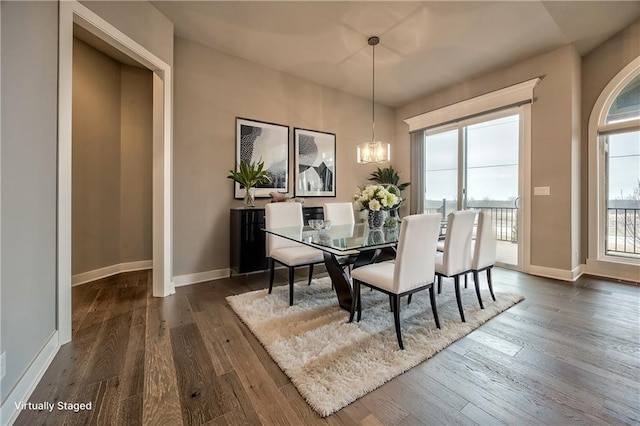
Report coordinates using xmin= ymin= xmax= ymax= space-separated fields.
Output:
xmin=409 ymin=131 xmax=425 ymax=214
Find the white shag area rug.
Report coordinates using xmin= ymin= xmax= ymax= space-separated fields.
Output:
xmin=226 ymin=277 xmax=523 ymax=417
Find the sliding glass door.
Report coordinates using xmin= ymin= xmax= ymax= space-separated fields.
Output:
xmin=424 ymin=109 xmax=522 ymax=268
xmin=466 ymin=114 xmax=520 ymax=266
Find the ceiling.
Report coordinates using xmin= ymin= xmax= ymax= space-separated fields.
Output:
xmin=152 ymin=1 xmax=640 ymax=107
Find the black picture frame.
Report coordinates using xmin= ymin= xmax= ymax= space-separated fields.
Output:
xmin=235 ymin=117 xmax=289 ymax=199
xmin=294 ymin=128 xmax=336 ymax=197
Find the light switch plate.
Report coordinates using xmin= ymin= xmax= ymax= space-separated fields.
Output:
xmin=534 ymin=186 xmax=550 ymax=196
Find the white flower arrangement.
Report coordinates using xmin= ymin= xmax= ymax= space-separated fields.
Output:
xmin=353 ymin=184 xmax=400 ymax=211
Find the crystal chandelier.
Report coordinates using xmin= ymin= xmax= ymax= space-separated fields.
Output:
xmin=357 ymin=36 xmax=390 ymax=164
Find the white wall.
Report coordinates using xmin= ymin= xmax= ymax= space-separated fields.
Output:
xmin=120 ymin=65 xmax=153 ymax=265
xmin=72 ymin=38 xmax=122 ymax=275
xmin=1 ymin=0 xmax=172 ymax=420
xmin=395 ymin=44 xmax=582 ymax=273
xmin=80 ymin=0 xmax=173 ymax=67
xmin=581 ymin=19 xmax=640 ymax=265
xmin=1 ymin=0 xmax=58 ymax=403
xmin=72 ymin=38 xmax=153 ymax=276
xmin=172 ymin=37 xmax=396 ymax=276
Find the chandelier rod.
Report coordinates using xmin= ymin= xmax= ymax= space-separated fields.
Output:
xmin=372 ymin=38 xmax=375 ymax=143
xmin=369 ymin=36 xmax=379 ymax=144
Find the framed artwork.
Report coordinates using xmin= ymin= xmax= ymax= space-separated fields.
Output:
xmin=235 ymin=117 xmax=289 ymax=199
xmin=294 ymin=128 xmax=336 ymax=197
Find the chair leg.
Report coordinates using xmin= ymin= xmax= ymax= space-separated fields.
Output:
xmin=487 ymin=267 xmax=496 ymax=301
xmin=356 ymin=281 xmax=362 ymax=322
xmin=389 ymin=295 xmax=394 ymax=312
xmin=429 ymin=286 xmax=440 ymax=329
xmin=393 ymin=295 xmax=404 ymax=350
xmin=308 ymin=264 xmax=314 ymax=286
xmin=407 ymin=293 xmax=413 ymax=305
xmin=288 ymin=267 xmax=295 ymax=306
xmin=464 ymin=273 xmax=468 ymax=289
xmin=454 ymin=275 xmax=466 ymax=322
xmin=437 ymin=275 xmax=442 ymax=294
xmin=268 ymin=258 xmax=275 ymax=294
xmin=473 ymin=271 xmax=484 ymax=309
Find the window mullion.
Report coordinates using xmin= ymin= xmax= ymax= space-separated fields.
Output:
xmin=458 ymin=126 xmax=466 ymax=210
xmin=599 ymin=118 xmax=640 ymax=136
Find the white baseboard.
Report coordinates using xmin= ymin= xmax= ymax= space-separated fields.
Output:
xmin=173 ymin=264 xmax=325 ymax=288
xmin=527 ymin=264 xmax=584 ymax=282
xmin=585 ymin=258 xmax=640 ymax=284
xmin=1 ymin=332 xmax=59 ymax=426
xmin=173 ymin=268 xmax=230 ymax=287
xmin=72 ymin=260 xmax=152 ymax=286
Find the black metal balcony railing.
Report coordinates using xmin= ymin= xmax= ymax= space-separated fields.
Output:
xmin=423 ymin=205 xmax=518 ymax=242
xmin=607 ymin=208 xmax=640 ymax=256
xmin=424 ymin=205 xmax=639 ymax=258
xmin=473 ymin=207 xmax=518 ymax=242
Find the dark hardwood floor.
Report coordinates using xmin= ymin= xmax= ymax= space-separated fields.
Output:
xmin=15 ymin=267 xmax=640 ymax=425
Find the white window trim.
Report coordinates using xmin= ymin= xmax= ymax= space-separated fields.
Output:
xmin=586 ymin=57 xmax=640 ymax=282
xmin=404 ymin=78 xmax=540 ymax=132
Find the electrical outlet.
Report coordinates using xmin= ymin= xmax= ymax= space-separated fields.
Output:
xmin=1 ymin=352 xmax=6 ymax=380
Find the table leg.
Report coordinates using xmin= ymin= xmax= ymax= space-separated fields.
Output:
xmin=323 ymin=252 xmax=352 ymax=312
xmin=323 ymin=250 xmax=381 ymax=313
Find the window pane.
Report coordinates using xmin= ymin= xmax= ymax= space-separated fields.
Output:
xmin=425 ymin=130 xmax=458 ymax=170
xmin=606 ymin=74 xmax=640 ymax=124
xmin=467 ymin=165 xmax=518 ymax=204
xmin=466 ymin=115 xmax=519 ymax=204
xmin=606 ymin=130 xmax=640 ymax=257
xmin=425 ymin=129 xmax=457 ymax=217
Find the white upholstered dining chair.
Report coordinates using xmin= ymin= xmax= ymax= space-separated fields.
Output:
xmin=323 ymin=202 xmax=356 ymax=226
xmin=435 ymin=210 xmax=476 ymax=322
xmin=265 ymin=202 xmax=324 ymax=306
xmin=323 ymin=202 xmax=358 ymax=272
xmin=350 ymin=213 xmax=441 ymax=350
xmin=470 ymin=211 xmax=497 ymax=308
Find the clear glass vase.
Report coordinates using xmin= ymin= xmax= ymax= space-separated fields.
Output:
xmin=244 ymin=187 xmax=256 ymax=207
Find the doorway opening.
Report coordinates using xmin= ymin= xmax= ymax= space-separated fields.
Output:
xmin=70 ymin=26 xmax=153 ymax=292
xmin=58 ymin=1 xmax=173 ymax=344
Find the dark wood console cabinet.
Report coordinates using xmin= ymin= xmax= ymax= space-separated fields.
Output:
xmin=230 ymin=206 xmax=323 ymax=275
xmin=302 ymin=206 xmax=324 ymax=224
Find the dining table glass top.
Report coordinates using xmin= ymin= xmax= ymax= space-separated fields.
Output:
xmin=263 ymin=223 xmax=401 ymax=255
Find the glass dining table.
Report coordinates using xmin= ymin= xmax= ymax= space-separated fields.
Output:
xmin=263 ymin=223 xmax=401 ymax=314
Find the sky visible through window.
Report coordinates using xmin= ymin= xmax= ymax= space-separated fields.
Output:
xmin=608 ymin=131 xmax=640 ymax=202
xmin=426 ymin=116 xmax=639 ymax=206
xmin=606 ymin=73 xmax=640 ymax=203
xmin=425 ymin=115 xmax=519 ymax=209
xmin=466 ymin=115 xmax=519 ymax=204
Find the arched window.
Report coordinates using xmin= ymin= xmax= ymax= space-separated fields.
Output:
xmin=605 ymin=74 xmax=640 ymax=124
xmin=588 ymin=59 xmax=640 ymax=279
